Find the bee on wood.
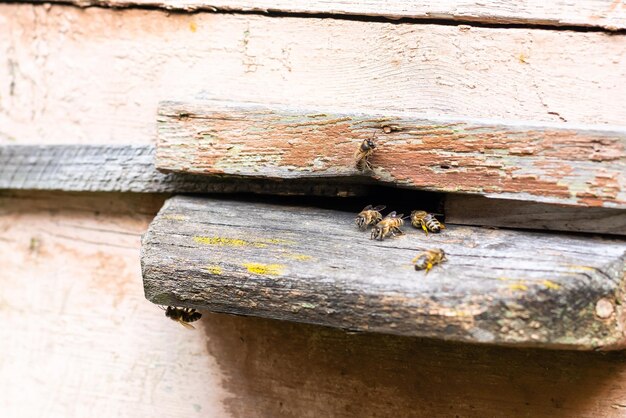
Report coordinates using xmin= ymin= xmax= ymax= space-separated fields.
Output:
xmin=413 ymin=249 xmax=447 ymax=274
xmin=354 ymin=138 xmax=377 ymax=171
xmin=355 ymin=205 xmax=386 ymax=229
xmin=160 ymin=306 xmax=202 ymax=329
xmin=371 ymin=211 xmax=405 ymax=241
xmin=410 ymin=210 xmax=446 ymax=235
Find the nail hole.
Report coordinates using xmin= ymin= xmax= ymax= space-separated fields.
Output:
xmin=440 ymin=164 xmax=451 ymax=169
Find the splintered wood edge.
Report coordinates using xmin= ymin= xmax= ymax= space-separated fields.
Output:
xmin=156 ymin=101 xmax=626 ymax=209
xmin=141 ymin=195 xmax=626 ymax=350
xmin=0 ymin=144 xmax=368 ymax=197
xmin=33 ymin=0 xmax=626 ymax=30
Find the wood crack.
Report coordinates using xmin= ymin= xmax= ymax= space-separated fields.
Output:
xmin=11 ymin=1 xmax=626 ymax=32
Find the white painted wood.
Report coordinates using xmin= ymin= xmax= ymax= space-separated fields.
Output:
xmin=36 ymin=0 xmax=626 ymax=30
xmin=0 ymin=192 xmax=230 ymax=418
xmin=1 ymin=4 xmax=625 ymax=145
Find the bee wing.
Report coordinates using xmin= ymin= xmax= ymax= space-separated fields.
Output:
xmin=385 ymin=211 xmax=397 ymax=218
xmin=362 ymin=204 xmax=373 ymax=211
xmin=158 ymin=305 xmax=167 ymax=311
xmin=372 ymin=205 xmax=386 ymax=211
xmin=396 ymin=213 xmax=404 ymax=219
xmin=177 ymin=320 xmax=196 ymax=330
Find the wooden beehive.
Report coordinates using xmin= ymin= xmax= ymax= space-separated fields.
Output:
xmin=1 ymin=1 xmax=626 ymax=416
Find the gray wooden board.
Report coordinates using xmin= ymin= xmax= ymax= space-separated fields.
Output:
xmin=141 ymin=195 xmax=626 ymax=350
xmin=445 ymin=195 xmax=626 ymax=236
xmin=0 ymin=145 xmax=368 ymax=196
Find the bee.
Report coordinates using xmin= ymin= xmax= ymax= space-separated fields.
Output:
xmin=413 ymin=249 xmax=447 ymax=274
xmin=160 ymin=306 xmax=202 ymax=329
xmin=355 ymin=205 xmax=386 ymax=229
xmin=371 ymin=211 xmax=405 ymax=241
xmin=354 ymin=138 xmax=377 ymax=171
xmin=410 ymin=210 xmax=446 ymax=235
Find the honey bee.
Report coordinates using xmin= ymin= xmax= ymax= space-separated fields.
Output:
xmin=160 ymin=306 xmax=202 ymax=329
xmin=354 ymin=138 xmax=377 ymax=171
xmin=355 ymin=205 xmax=386 ymax=229
xmin=410 ymin=211 xmax=446 ymax=235
xmin=371 ymin=211 xmax=405 ymax=241
xmin=412 ymin=249 xmax=447 ymax=274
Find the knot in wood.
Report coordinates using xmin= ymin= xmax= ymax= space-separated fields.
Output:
xmin=595 ymin=298 xmax=614 ymax=319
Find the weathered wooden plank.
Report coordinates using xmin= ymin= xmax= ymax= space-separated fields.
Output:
xmin=141 ymin=195 xmax=626 ymax=350
xmin=0 ymin=145 xmax=367 ymax=196
xmin=3 ymin=5 xmax=626 ymax=146
xmin=33 ymin=0 xmax=626 ymax=30
xmin=157 ymin=101 xmax=626 ymax=208
xmin=446 ymin=194 xmax=626 ymax=236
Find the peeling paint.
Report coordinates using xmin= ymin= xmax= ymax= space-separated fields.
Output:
xmin=159 ymin=103 xmax=626 ymax=208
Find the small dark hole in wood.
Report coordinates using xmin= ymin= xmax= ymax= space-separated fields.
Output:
xmin=440 ymin=164 xmax=451 ymax=169
xmin=178 ymin=112 xmax=190 ymax=119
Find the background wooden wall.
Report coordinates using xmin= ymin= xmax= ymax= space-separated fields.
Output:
xmin=1 ymin=1 xmax=626 ymax=416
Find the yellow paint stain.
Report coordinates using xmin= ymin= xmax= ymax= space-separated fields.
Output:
xmin=243 ymin=263 xmax=285 ymax=276
xmin=189 ymin=21 xmax=197 ymax=32
xmin=567 ymin=264 xmax=597 ymax=271
xmin=518 ymin=53 xmax=528 ymax=64
xmin=193 ymin=236 xmax=267 ymax=248
xmin=205 ymin=265 xmax=222 ymax=275
xmin=509 ymin=284 xmax=528 ymax=292
xmin=261 ymin=238 xmax=296 ymax=245
xmin=163 ymin=214 xmax=186 ymax=221
xmin=282 ymin=253 xmax=313 ymax=261
xmin=194 ymin=236 xmax=295 ymax=248
xmin=542 ymin=280 xmax=561 ymax=290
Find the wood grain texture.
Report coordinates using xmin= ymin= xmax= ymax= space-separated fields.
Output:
xmin=2 ymin=5 xmax=626 ymax=146
xmin=446 ymin=194 xmax=626 ymax=236
xmin=157 ymin=101 xmax=626 ymax=208
xmin=4 ymin=191 xmax=626 ymax=417
xmin=141 ymin=195 xmax=626 ymax=350
xmin=33 ymin=0 xmax=626 ymax=30
xmin=0 ymin=145 xmax=367 ymax=196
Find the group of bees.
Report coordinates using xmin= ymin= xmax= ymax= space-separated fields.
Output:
xmin=355 ymin=204 xmax=448 ymax=273
xmin=354 ymin=137 xmax=447 ymax=273
xmin=162 ymin=137 xmax=447 ymax=329
xmin=162 ymin=203 xmax=447 ymax=329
